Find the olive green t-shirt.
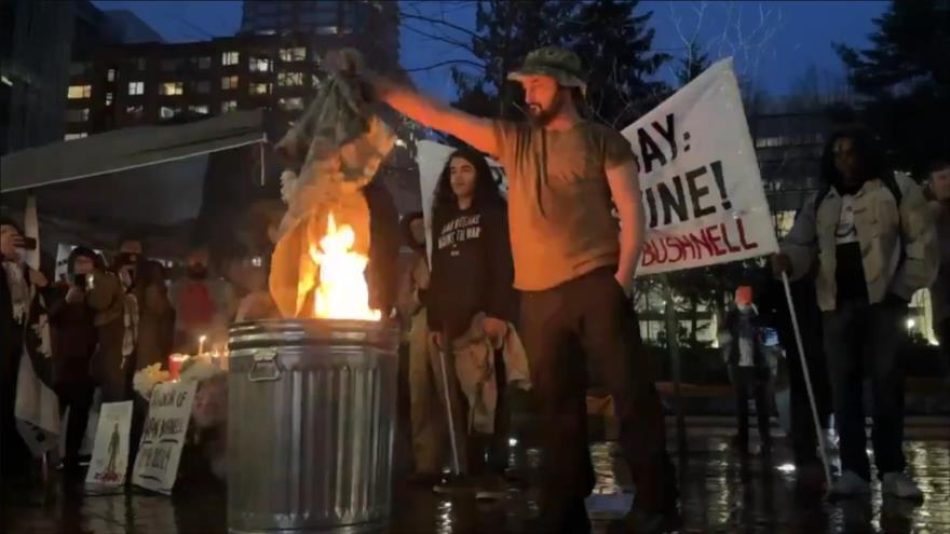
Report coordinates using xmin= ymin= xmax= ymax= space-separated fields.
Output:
xmin=492 ymin=120 xmax=636 ymax=291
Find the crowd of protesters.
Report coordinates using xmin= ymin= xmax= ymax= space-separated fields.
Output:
xmin=2 ymin=44 xmax=948 ymax=534
xmin=0 ymin=226 xmax=262 ymax=480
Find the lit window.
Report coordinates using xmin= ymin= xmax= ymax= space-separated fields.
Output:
xmin=160 ymin=106 xmax=180 ymax=119
xmin=278 ymin=97 xmax=304 ymax=111
xmin=64 ymin=132 xmax=88 ymax=141
xmin=160 ymin=82 xmax=184 ymax=96
xmin=279 ymin=47 xmax=306 ymax=62
xmin=222 ymin=51 xmax=240 ymax=66
xmin=128 ymin=81 xmax=144 ymax=96
xmin=249 ymin=56 xmax=272 ymax=73
xmin=193 ymin=56 xmax=211 ymax=70
xmin=66 ymin=108 xmax=90 ymax=122
xmin=125 ymin=105 xmax=144 ymax=118
xmin=105 ymin=92 xmax=114 ymax=106
xmin=107 ymin=68 xmax=116 ymax=82
xmin=189 ymin=104 xmax=209 ymax=115
xmin=278 ymin=72 xmax=304 ymax=87
xmin=221 ymin=100 xmax=237 ymax=113
xmin=68 ymin=85 xmax=92 ymax=99
xmin=221 ymin=75 xmax=239 ymax=90
xmin=194 ymin=80 xmax=211 ymax=94
xmin=249 ymin=83 xmax=271 ymax=95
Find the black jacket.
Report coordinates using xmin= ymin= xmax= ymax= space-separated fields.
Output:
xmin=427 ymin=201 xmax=516 ymax=339
xmin=48 ymin=285 xmax=97 ymax=386
xmin=364 ymin=180 xmax=400 ymax=317
xmin=721 ymin=306 xmax=766 ymax=369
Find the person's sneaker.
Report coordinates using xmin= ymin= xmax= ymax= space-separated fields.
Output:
xmin=830 ymin=470 xmax=871 ymax=498
xmin=882 ymin=472 xmax=924 ymax=502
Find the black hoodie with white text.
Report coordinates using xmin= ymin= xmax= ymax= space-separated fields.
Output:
xmin=427 ymin=201 xmax=515 ymax=340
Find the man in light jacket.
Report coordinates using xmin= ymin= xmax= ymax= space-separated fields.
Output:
xmin=773 ymin=125 xmax=937 ymax=501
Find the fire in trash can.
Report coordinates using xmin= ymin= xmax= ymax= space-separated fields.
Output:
xmin=308 ymin=212 xmax=381 ymax=321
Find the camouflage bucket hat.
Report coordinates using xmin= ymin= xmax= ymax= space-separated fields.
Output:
xmin=507 ymin=47 xmax=587 ymax=95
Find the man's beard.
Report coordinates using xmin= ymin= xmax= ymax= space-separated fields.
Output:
xmin=527 ymin=95 xmax=565 ymax=127
xmin=187 ymin=265 xmax=208 ymax=280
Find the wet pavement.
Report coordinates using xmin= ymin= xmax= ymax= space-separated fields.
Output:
xmin=2 ymin=417 xmax=948 ymax=533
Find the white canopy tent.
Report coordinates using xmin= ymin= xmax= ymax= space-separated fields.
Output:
xmin=1 ymin=109 xmax=268 ymax=193
xmin=0 ymin=110 xmax=271 ymax=259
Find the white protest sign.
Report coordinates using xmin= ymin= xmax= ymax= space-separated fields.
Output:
xmin=415 ymin=140 xmax=506 ymax=262
xmin=85 ymin=400 xmax=133 ymax=491
xmin=622 ymin=58 xmax=778 ymax=275
xmin=132 ymin=381 xmax=197 ymax=495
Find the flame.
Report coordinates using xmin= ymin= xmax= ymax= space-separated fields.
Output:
xmin=308 ymin=212 xmax=381 ymax=321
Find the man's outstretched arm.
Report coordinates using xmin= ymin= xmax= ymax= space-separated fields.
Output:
xmin=367 ymin=73 xmax=498 ymax=156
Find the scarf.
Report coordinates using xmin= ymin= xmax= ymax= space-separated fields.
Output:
xmin=122 ymin=292 xmax=139 ymax=358
xmin=3 ymin=261 xmax=29 ymax=324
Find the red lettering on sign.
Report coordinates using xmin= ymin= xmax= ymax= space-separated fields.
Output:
xmin=639 ymin=216 xmax=762 ymax=269
xmin=737 ymin=218 xmax=759 ymax=250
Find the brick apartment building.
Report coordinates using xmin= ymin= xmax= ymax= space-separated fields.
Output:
xmin=65 ymin=0 xmax=401 ymax=140
xmin=62 ymin=1 xmax=422 ymax=214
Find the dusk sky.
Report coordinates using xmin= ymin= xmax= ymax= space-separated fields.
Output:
xmin=91 ymin=0 xmax=889 ymax=102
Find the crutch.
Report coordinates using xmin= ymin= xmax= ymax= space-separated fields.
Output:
xmin=781 ymin=272 xmax=833 ymax=491
xmin=435 ymin=331 xmax=462 ymax=476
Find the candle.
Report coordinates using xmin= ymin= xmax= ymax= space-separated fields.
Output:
xmin=168 ymin=354 xmax=187 ymax=380
xmin=198 ymin=335 xmax=207 ymax=357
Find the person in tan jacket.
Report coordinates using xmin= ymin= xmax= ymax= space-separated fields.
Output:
xmin=773 ymin=125 xmax=938 ymax=501
xmin=85 ymin=263 xmax=129 ymax=402
xmin=395 ymin=212 xmax=441 ymax=483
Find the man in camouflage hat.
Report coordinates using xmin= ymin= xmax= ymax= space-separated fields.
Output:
xmin=365 ymin=47 xmax=678 ymax=532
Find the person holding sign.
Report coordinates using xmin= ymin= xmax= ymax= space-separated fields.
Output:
xmin=363 ymin=47 xmax=677 ymax=532
xmin=773 ymin=126 xmax=937 ymax=501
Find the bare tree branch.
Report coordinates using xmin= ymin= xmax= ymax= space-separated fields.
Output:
xmin=404 ymin=59 xmax=486 ymax=73
xmin=399 ymin=11 xmax=484 ymax=42
xmin=401 ymin=22 xmax=478 ymax=54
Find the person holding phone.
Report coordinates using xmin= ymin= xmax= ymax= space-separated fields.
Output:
xmin=48 ymin=246 xmax=102 ymax=474
xmin=0 ymin=216 xmax=48 ymax=480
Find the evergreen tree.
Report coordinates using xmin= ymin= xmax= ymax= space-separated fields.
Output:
xmin=835 ymin=0 xmax=950 ymax=174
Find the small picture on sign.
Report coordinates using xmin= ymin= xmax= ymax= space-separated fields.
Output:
xmin=85 ymin=401 xmax=134 ymax=492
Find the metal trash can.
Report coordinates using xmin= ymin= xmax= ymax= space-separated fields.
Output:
xmin=227 ymin=319 xmax=398 ymax=533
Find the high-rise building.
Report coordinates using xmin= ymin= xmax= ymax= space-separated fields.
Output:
xmin=239 ymin=0 xmax=400 ymax=71
xmin=1 ymin=0 xmax=159 ymax=155
xmin=1 ymin=0 xmax=77 ymax=155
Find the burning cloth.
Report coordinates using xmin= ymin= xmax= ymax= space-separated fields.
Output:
xmin=270 ymin=49 xmax=395 ymax=318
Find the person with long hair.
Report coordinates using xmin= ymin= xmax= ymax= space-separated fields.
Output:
xmin=425 ymin=148 xmax=516 ymax=497
xmin=774 ymin=125 xmax=938 ymax=501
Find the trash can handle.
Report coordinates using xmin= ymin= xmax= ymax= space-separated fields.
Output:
xmin=248 ymin=348 xmax=282 ymax=382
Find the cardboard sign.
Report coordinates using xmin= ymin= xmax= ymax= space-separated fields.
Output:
xmin=132 ymin=381 xmax=197 ymax=495
xmin=85 ymin=400 xmax=133 ymax=492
